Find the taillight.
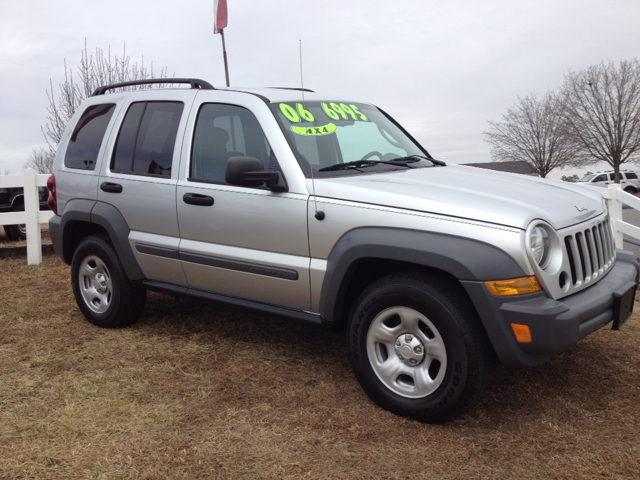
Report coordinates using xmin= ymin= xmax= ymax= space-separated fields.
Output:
xmin=47 ymin=174 xmax=57 ymax=215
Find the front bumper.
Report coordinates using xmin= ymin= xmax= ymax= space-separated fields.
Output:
xmin=461 ymin=250 xmax=639 ymax=367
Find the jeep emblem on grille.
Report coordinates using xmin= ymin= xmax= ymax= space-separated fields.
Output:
xmin=575 ymin=205 xmax=588 ymax=212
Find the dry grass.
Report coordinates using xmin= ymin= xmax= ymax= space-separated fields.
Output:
xmin=1 ymin=254 xmax=639 ymax=479
xmin=0 ymin=225 xmax=51 ymax=247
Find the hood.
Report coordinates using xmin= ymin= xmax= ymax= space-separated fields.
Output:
xmin=311 ymin=164 xmax=605 ymax=230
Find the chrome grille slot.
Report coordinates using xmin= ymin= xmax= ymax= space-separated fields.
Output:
xmin=562 ymin=217 xmax=615 ymax=289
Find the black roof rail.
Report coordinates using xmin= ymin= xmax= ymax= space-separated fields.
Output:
xmin=91 ymin=78 xmax=215 ymax=96
xmin=267 ymin=87 xmax=315 ymax=93
xmin=222 ymin=89 xmax=271 ymax=104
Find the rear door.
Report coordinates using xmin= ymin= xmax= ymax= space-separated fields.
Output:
xmin=176 ymin=97 xmax=311 ymax=310
xmin=98 ymin=89 xmax=198 ymax=284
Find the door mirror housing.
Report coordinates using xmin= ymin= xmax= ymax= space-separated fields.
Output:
xmin=225 ymin=156 xmax=287 ymax=191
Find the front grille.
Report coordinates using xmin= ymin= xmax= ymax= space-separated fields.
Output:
xmin=563 ymin=217 xmax=615 ymax=288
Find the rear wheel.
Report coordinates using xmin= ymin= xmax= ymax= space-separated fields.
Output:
xmin=624 ymin=186 xmax=636 ymax=194
xmin=71 ymin=235 xmax=146 ymax=328
xmin=347 ymin=273 xmax=492 ymax=423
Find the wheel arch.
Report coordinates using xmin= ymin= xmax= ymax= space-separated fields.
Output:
xmin=319 ymin=227 xmax=526 ymax=331
xmin=9 ymin=192 xmax=24 ymax=208
xmin=53 ymin=199 xmax=144 ymax=280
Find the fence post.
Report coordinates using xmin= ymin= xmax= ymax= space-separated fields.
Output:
xmin=22 ymin=168 xmax=42 ymax=265
xmin=608 ymin=183 xmax=624 ymax=249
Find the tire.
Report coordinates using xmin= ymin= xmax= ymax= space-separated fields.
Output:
xmin=71 ymin=235 xmax=146 ymax=328
xmin=347 ymin=273 xmax=492 ymax=423
xmin=624 ymin=186 xmax=636 ymax=194
xmin=4 ymin=224 xmax=26 ymax=241
xmin=4 ymin=202 xmax=27 ymax=241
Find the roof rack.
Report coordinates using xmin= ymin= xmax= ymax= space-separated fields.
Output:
xmin=91 ymin=78 xmax=214 ymax=96
xmin=222 ymin=89 xmax=271 ymax=104
xmin=267 ymin=87 xmax=315 ymax=93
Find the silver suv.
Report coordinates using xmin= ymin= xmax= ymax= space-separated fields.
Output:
xmin=578 ymin=170 xmax=640 ymax=193
xmin=47 ymin=79 xmax=639 ymax=423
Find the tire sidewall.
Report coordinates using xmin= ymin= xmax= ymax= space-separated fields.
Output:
xmin=4 ymin=224 xmax=25 ymax=241
xmin=348 ymin=280 xmax=470 ymax=422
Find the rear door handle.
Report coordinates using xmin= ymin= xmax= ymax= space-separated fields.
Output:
xmin=100 ymin=182 xmax=123 ymax=193
xmin=183 ymin=193 xmax=214 ymax=206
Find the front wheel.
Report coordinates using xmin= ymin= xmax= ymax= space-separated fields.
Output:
xmin=347 ymin=273 xmax=492 ymax=423
xmin=71 ymin=235 xmax=146 ymax=328
xmin=4 ymin=224 xmax=27 ymax=241
xmin=4 ymin=203 xmax=27 ymax=241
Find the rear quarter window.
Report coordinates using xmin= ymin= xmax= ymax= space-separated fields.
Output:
xmin=64 ymin=104 xmax=116 ymax=170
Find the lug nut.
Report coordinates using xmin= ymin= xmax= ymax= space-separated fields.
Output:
xmin=414 ymin=346 xmax=422 ymax=354
xmin=396 ymin=340 xmax=401 ymax=347
xmin=410 ymin=358 xmax=418 ymax=365
xmin=405 ymin=335 xmax=413 ymax=342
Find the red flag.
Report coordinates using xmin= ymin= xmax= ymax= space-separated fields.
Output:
xmin=214 ymin=0 xmax=227 ymax=34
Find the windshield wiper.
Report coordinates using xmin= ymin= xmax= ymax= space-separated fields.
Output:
xmin=319 ymin=158 xmax=418 ymax=172
xmin=388 ymin=155 xmax=446 ymax=166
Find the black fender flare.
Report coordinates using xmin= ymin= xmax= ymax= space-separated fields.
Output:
xmin=51 ymin=199 xmax=145 ymax=280
xmin=319 ymin=227 xmax=526 ymax=324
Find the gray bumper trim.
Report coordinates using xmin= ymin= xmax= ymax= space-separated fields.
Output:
xmin=461 ymin=250 xmax=639 ymax=368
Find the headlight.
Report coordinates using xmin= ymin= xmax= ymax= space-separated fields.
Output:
xmin=530 ymin=225 xmax=550 ymax=268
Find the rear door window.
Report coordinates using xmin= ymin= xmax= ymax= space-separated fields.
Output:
xmin=111 ymin=101 xmax=184 ymax=177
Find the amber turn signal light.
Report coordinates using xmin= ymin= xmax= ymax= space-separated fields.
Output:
xmin=511 ymin=323 xmax=532 ymax=343
xmin=484 ymin=276 xmax=542 ymax=296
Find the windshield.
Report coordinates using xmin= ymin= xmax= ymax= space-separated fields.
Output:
xmin=579 ymin=174 xmax=596 ymax=182
xmin=270 ymin=101 xmax=435 ymax=177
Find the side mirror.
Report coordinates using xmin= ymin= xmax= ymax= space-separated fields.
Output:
xmin=225 ymin=156 xmax=287 ymax=191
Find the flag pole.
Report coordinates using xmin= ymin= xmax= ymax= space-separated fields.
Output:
xmin=214 ymin=0 xmax=229 ymax=87
xmin=220 ymin=29 xmax=230 ymax=87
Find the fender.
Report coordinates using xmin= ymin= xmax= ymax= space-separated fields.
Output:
xmin=50 ymin=199 xmax=145 ymax=280
xmin=319 ymin=227 xmax=526 ymax=324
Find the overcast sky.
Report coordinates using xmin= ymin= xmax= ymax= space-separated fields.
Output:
xmin=1 ymin=0 xmax=639 ymax=176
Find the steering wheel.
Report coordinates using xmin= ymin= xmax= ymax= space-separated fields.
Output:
xmin=361 ymin=151 xmax=383 ymax=161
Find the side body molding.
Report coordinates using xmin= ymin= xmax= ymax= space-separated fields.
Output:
xmin=319 ymin=227 xmax=526 ymax=324
xmin=51 ymin=199 xmax=145 ymax=281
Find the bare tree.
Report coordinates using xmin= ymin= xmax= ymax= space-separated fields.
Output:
xmin=560 ymin=59 xmax=640 ymax=182
xmin=24 ymin=146 xmax=54 ymax=174
xmin=43 ymin=40 xmax=169 ymax=153
xmin=484 ymin=93 xmax=576 ymax=178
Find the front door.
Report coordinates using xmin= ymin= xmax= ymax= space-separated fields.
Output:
xmin=176 ymin=102 xmax=311 ymax=310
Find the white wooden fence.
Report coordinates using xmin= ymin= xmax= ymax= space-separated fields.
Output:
xmin=1 ymin=171 xmax=640 ymax=265
xmin=578 ymin=183 xmax=640 ymax=249
xmin=0 ymin=169 xmax=54 ymax=265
